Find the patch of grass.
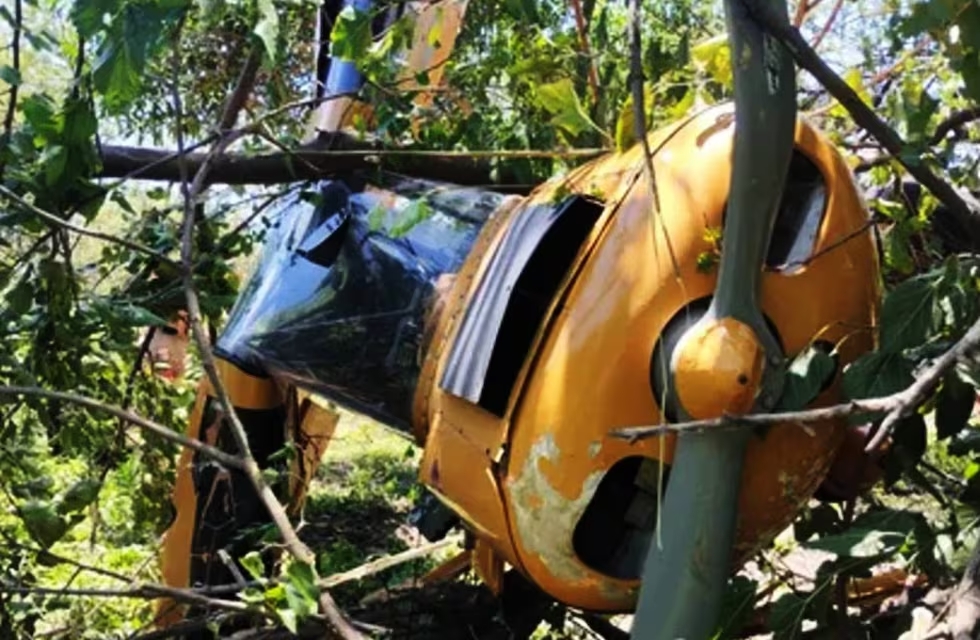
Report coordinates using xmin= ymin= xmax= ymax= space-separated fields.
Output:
xmin=300 ymin=409 xmax=440 ymax=605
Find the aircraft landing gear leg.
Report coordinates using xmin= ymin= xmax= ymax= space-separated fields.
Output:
xmin=156 ymin=359 xmax=341 ymax=636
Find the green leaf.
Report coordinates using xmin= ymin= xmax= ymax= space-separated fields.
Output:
xmin=803 ymin=509 xmax=915 ymax=559
xmin=240 ymin=551 xmax=265 ymax=580
xmin=0 ymin=5 xmax=14 ymax=28
xmin=93 ymin=299 xmax=169 ymax=327
xmin=367 ymin=203 xmax=386 ymax=231
xmin=330 ymin=5 xmax=373 ymax=62
xmin=7 ymin=277 xmax=34 ymax=316
xmin=92 ymin=3 xmax=188 ymax=112
xmin=690 ymin=33 xmax=732 ymax=89
xmin=842 ymin=352 xmax=914 ymax=402
xmin=0 ymin=65 xmax=21 ymax=87
xmin=254 ymin=0 xmax=279 ymax=61
xmin=767 ymin=592 xmax=807 ymax=639
xmin=57 ymin=478 xmax=102 ymax=514
xmin=935 ymin=372 xmax=975 ymax=440
xmin=534 ymin=78 xmax=604 ymax=139
xmin=776 ymin=344 xmax=836 ymax=411
xmin=21 ymin=94 xmax=58 ymax=139
xmin=70 ymin=0 xmax=121 ymax=38
xmin=20 ymin=500 xmax=69 ymax=548
xmin=42 ymin=145 xmax=68 ymax=186
xmin=712 ymin=576 xmax=758 ymax=639
xmin=277 ymin=607 xmax=298 ymax=633
xmin=390 ymin=200 xmax=432 ymax=238
xmin=880 ymin=274 xmax=937 ymax=352
xmin=285 ymin=560 xmax=319 ymax=602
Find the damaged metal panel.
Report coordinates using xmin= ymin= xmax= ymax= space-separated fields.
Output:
xmin=216 ymin=173 xmax=507 ymax=431
xmin=440 ymin=195 xmax=603 ymax=415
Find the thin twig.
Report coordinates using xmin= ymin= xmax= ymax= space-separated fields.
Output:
xmin=810 ymin=0 xmax=842 ymax=49
xmin=0 ymin=584 xmax=252 ymax=613
xmin=129 ymin=614 xmax=238 ymax=640
xmin=628 ymin=0 xmax=681 ymax=278
xmin=0 ymin=531 xmax=133 ymax=584
xmin=569 ymin=0 xmax=599 ymax=103
xmin=0 ymin=185 xmax=178 ymax=267
xmin=0 ymin=0 xmax=21 ymax=179
xmin=317 ymin=539 xmax=457 ymax=589
xmin=792 ymin=0 xmax=821 ymax=27
xmin=865 ymin=314 xmax=980 ymax=451
xmin=614 ymin=395 xmax=896 ymax=440
xmin=0 ymin=385 xmax=245 ymax=469
xmin=785 ymin=220 xmax=873 ymax=268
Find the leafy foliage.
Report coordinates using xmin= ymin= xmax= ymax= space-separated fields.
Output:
xmin=0 ymin=0 xmax=979 ymax=636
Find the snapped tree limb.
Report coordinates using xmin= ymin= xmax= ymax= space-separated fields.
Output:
xmin=98 ymin=140 xmax=604 ymax=190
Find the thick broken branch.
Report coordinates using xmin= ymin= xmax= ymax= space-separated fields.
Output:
xmin=856 ymin=107 xmax=980 ymax=173
xmin=98 ymin=141 xmax=602 ymax=189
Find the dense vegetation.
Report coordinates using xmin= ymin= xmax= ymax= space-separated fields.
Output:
xmin=0 ymin=0 xmax=979 ymax=637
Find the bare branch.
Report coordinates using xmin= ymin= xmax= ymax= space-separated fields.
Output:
xmin=628 ymin=0 xmax=681 ymax=278
xmin=810 ymin=0 xmax=842 ymax=49
xmin=857 ymin=107 xmax=980 ymax=172
xmin=170 ymin=44 xmax=363 ymax=640
xmin=128 ymin=614 xmax=238 ymax=640
xmin=930 ymin=106 xmax=980 ymax=144
xmin=612 ymin=395 xmax=894 ymax=440
xmin=175 ymin=43 xmax=310 ymax=552
xmin=318 ymin=539 xmax=457 ymax=589
xmin=792 ymin=0 xmax=821 ymax=27
xmin=865 ymin=313 xmax=980 ymax=451
xmin=0 ymin=0 xmax=21 ymax=179
xmin=0 ymin=185 xmax=178 ymax=267
xmin=0 ymin=583 xmax=252 ymax=615
xmin=0 ymin=385 xmax=246 ymax=470
xmin=569 ymin=0 xmax=600 ymax=103
xmin=0 ymin=533 xmax=133 ymax=584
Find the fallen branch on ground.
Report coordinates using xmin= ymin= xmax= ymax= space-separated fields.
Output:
xmin=318 ymin=538 xmax=458 ymax=589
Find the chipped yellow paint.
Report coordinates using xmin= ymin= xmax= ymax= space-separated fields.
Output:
xmin=506 ymin=434 xmax=636 ymax=608
xmin=588 ymin=441 xmax=602 ymax=459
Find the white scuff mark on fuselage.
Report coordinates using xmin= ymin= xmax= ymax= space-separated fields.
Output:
xmin=506 ymin=433 xmax=637 ymax=608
